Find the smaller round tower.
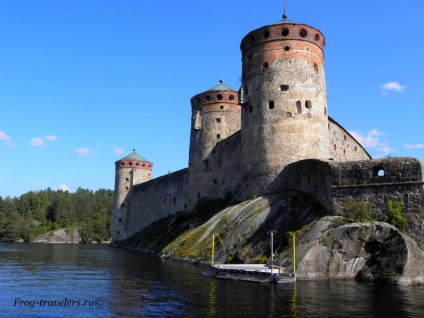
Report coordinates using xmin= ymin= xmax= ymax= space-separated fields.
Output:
xmin=187 ymin=81 xmax=240 ymax=211
xmin=112 ymin=150 xmax=153 ymax=242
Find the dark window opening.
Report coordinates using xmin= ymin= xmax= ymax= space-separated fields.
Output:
xmin=229 ymin=95 xmax=235 ymax=101
xmin=204 ymin=160 xmax=209 ymax=169
xmin=314 ymin=63 xmax=319 ymax=72
xmin=280 ymin=84 xmax=289 ymax=91
xmin=299 ymin=28 xmax=308 ymax=37
xmin=220 ymin=105 xmax=224 ymax=109
xmin=173 ymin=197 xmax=176 ymax=203
xmin=284 ymin=46 xmax=290 ymax=51
xmin=305 ymin=100 xmax=312 ymax=109
xmin=197 ymin=192 xmax=200 ymax=198
xmin=268 ymin=100 xmax=275 ymax=109
xmin=287 ymin=112 xmax=292 ymax=117
xmin=249 ymin=105 xmax=253 ymax=113
xmin=262 ymin=62 xmax=269 ymax=69
xmin=119 ymin=218 xmax=122 ymax=223
xmin=249 ymin=35 xmax=255 ymax=43
xmin=117 ymin=231 xmax=120 ymax=235
xmin=217 ymin=134 xmax=221 ymax=139
xmin=125 ymin=177 xmax=129 ymax=181
xmin=205 ymin=95 xmax=211 ymax=101
xmin=213 ymin=179 xmax=217 ymax=184
xmin=120 ymin=162 xmax=124 ymax=166
xmin=216 ymin=118 xmax=221 ymax=123
xmin=136 ymin=163 xmax=139 ymax=166
xmin=263 ymin=30 xmax=270 ymax=38
xmin=315 ymin=33 xmax=320 ymax=41
xmin=281 ymin=28 xmax=289 ymax=36
xmin=334 ymin=144 xmax=336 ymax=150
xmin=125 ymin=186 xmax=129 ymax=191
xmin=296 ymin=100 xmax=301 ymax=113
xmin=217 ymin=94 xmax=223 ymax=100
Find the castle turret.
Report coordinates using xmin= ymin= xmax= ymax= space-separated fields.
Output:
xmin=112 ymin=150 xmax=153 ymax=242
xmin=187 ymin=81 xmax=241 ymax=210
xmin=240 ymin=15 xmax=329 ymax=198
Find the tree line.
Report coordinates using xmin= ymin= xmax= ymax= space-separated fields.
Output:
xmin=0 ymin=187 xmax=114 ymax=243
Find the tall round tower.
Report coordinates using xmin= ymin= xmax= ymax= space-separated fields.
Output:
xmin=112 ymin=150 xmax=153 ymax=242
xmin=240 ymin=16 xmax=329 ymax=198
xmin=187 ymin=81 xmax=241 ymax=210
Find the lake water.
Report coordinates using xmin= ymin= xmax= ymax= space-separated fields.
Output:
xmin=0 ymin=243 xmax=423 ymax=317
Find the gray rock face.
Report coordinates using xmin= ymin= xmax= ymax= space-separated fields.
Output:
xmin=294 ymin=217 xmax=424 ymax=284
xmin=32 ymin=228 xmax=81 ymax=243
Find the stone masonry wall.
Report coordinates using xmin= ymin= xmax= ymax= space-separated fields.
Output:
xmin=126 ymin=168 xmax=189 ymax=238
xmin=328 ymin=117 xmax=371 ymax=161
xmin=329 ymin=158 xmax=424 ymax=243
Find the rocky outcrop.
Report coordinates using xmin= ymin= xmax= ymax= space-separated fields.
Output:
xmin=293 ymin=217 xmax=424 ymax=284
xmin=121 ymin=192 xmax=424 ymax=284
xmin=32 ymin=228 xmax=81 ymax=243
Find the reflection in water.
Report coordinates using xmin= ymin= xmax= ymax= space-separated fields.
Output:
xmin=291 ymin=286 xmax=298 ymax=318
xmin=207 ymin=280 xmax=217 ymax=318
xmin=0 ymin=243 xmax=424 ymax=318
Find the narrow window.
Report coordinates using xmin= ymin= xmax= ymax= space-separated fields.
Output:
xmin=249 ymin=105 xmax=253 ymax=113
xmin=217 ymin=134 xmax=221 ymax=139
xmin=305 ymin=100 xmax=312 ymax=109
xmin=314 ymin=63 xmax=319 ymax=72
xmin=216 ymin=118 xmax=221 ymax=123
xmin=173 ymin=197 xmax=176 ymax=203
xmin=324 ymin=107 xmax=327 ymax=115
xmin=118 ymin=218 xmax=122 ymax=223
xmin=204 ymin=160 xmax=209 ymax=169
xmin=279 ymin=84 xmax=289 ymax=91
xmin=268 ymin=101 xmax=275 ymax=109
xmin=315 ymin=33 xmax=320 ymax=41
xmin=296 ymin=100 xmax=301 ymax=113
xmin=197 ymin=192 xmax=201 ymax=198
xmin=262 ymin=62 xmax=269 ymax=70
xmin=334 ymin=144 xmax=336 ymax=150
xmin=213 ymin=179 xmax=217 ymax=184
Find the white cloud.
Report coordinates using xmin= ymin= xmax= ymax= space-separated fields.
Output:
xmin=30 ymin=137 xmax=45 ymax=147
xmin=349 ymin=129 xmax=393 ymax=157
xmin=58 ymin=184 xmax=71 ymax=192
xmin=113 ymin=146 xmax=124 ymax=154
xmin=0 ymin=130 xmax=10 ymax=140
xmin=381 ymin=82 xmax=406 ymax=94
xmin=404 ymin=144 xmax=424 ymax=149
xmin=75 ymin=147 xmax=93 ymax=156
xmin=45 ymin=135 xmax=58 ymax=141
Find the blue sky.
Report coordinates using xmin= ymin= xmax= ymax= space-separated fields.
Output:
xmin=1 ymin=0 xmax=423 ymax=198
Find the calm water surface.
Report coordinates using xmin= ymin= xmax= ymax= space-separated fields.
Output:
xmin=0 ymin=243 xmax=423 ymax=317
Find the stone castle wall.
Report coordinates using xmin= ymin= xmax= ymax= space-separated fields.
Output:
xmin=328 ymin=117 xmax=371 ymax=161
xmin=126 ymin=168 xmax=189 ymax=238
xmin=280 ymin=158 xmax=424 ymax=243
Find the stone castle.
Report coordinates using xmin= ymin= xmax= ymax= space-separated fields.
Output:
xmin=112 ymin=13 xmax=424 ymax=244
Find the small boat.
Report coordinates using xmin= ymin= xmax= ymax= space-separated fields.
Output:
xmin=203 ymin=231 xmax=297 ymax=284
xmin=202 ymin=263 xmax=295 ymax=284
